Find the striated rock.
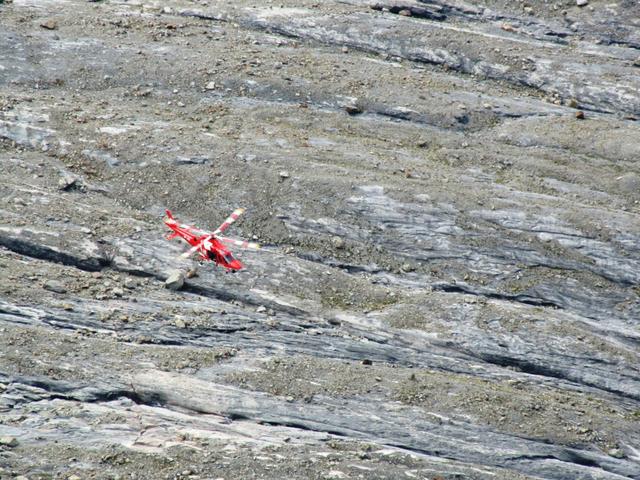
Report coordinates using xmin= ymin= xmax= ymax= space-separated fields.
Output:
xmin=1 ymin=1 xmax=639 ymax=479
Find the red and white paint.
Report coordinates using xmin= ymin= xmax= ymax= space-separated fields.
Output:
xmin=164 ymin=209 xmax=259 ymax=271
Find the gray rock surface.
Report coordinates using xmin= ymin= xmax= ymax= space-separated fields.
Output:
xmin=1 ymin=0 xmax=639 ymax=479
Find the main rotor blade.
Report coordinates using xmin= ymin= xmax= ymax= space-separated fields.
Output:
xmin=164 ymin=212 xmax=210 ymax=236
xmin=178 ymin=244 xmax=200 ymax=259
xmin=213 ymin=208 xmax=245 ymax=235
xmin=219 ymin=236 xmax=260 ymax=250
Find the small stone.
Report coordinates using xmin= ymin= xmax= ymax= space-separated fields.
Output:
xmin=608 ymin=448 xmax=625 ymax=459
xmin=400 ymin=262 xmax=415 ymax=272
xmin=279 ymin=170 xmax=290 ymax=179
xmin=82 ymin=149 xmax=120 ymax=168
xmin=205 ymin=81 xmax=216 ymax=90
xmin=567 ymin=98 xmax=579 ymax=108
xmin=361 ymin=359 xmax=372 ymax=366
xmin=576 ymin=0 xmax=588 ymax=5
xmin=256 ymin=305 xmax=267 ymax=313
xmin=58 ymin=173 xmax=79 ymax=191
xmin=62 ymin=303 xmax=74 ymax=311
xmin=633 ymin=57 xmax=640 ymax=68
xmin=331 ymin=236 xmax=345 ymax=249
xmin=615 ymin=173 xmax=640 ymax=195
xmin=40 ymin=19 xmax=58 ymax=30
xmin=112 ymin=287 xmax=124 ymax=297
xmin=398 ymin=8 xmax=412 ymax=16
xmin=174 ymin=317 xmax=187 ymax=328
xmin=345 ymin=104 xmax=362 ymax=115
xmin=44 ymin=280 xmax=67 ymax=294
xmin=175 ymin=156 xmax=210 ymax=165
xmin=0 ymin=436 xmax=18 ymax=447
xmin=124 ymin=279 xmax=137 ymax=289
xmin=164 ymin=270 xmax=185 ymax=291
xmin=185 ymin=267 xmax=199 ymax=279
xmin=326 ymin=470 xmax=347 ymax=479
xmin=68 ymin=475 xmax=82 ymax=480
xmin=341 ymin=46 xmax=348 ymax=53
xmin=575 ymin=110 xmax=585 ymax=119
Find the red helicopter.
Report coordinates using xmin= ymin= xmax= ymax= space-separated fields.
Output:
xmin=163 ymin=208 xmax=259 ymax=271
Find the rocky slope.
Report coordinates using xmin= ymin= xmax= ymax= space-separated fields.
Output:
xmin=1 ymin=0 xmax=639 ymax=479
